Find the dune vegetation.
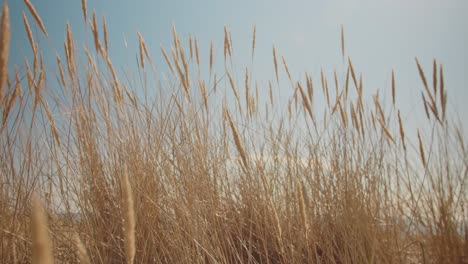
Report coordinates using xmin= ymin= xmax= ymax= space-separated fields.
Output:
xmin=0 ymin=1 xmax=467 ymax=263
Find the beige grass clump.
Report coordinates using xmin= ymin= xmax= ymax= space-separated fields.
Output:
xmin=1 ymin=13 xmax=467 ymax=263
xmin=31 ymin=193 xmax=54 ymax=264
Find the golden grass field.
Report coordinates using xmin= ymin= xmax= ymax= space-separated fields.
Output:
xmin=0 ymin=1 xmax=467 ymax=263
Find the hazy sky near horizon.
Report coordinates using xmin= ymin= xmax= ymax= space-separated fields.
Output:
xmin=6 ymin=0 xmax=468 ymax=132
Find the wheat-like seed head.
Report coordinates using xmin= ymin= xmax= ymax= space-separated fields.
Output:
xmin=269 ymin=81 xmax=274 ymax=106
xmin=432 ymin=59 xmax=437 ymax=95
xmin=421 ymin=93 xmax=430 ymax=120
xmin=199 ymin=79 xmax=208 ymax=112
xmin=377 ymin=117 xmax=395 ymax=144
xmin=172 ymin=47 xmax=189 ymax=98
xmin=22 ymin=12 xmax=36 ymax=55
xmin=333 ymin=70 xmax=339 ymax=95
xmin=281 ymin=56 xmax=292 ymax=84
xmin=273 ymin=46 xmax=279 ymax=84
xmin=213 ymin=73 xmax=217 ymax=93
xmin=374 ymin=95 xmax=385 ymax=123
xmin=226 ymin=69 xmax=240 ymax=107
xmin=358 ymin=103 xmax=365 ymax=138
xmin=24 ymin=58 xmax=33 ymax=94
xmin=439 ymin=64 xmax=447 ymax=121
xmin=91 ymin=10 xmax=100 ymax=53
xmin=83 ymin=45 xmax=98 ymax=76
xmin=24 ymin=0 xmax=48 ymax=37
xmin=194 ymin=38 xmax=200 ymax=69
xmin=160 ymin=45 xmax=175 ymax=74
xmin=338 ymin=101 xmax=347 ymax=128
xmin=391 ymin=69 xmax=396 ymax=106
xmin=298 ymin=82 xmax=316 ymax=127
xmin=66 ymin=22 xmax=75 ymax=77
xmin=225 ymin=109 xmax=248 ymax=169
xmin=251 ymin=24 xmax=256 ymax=60
xmin=0 ymin=3 xmax=10 ymax=102
xmin=42 ymin=99 xmax=60 ymax=146
xmin=324 ymin=78 xmax=330 ymax=107
xmin=33 ymin=55 xmax=44 ymax=108
xmin=103 ymin=16 xmax=109 ymax=52
xmin=348 ymin=57 xmax=358 ymax=91
xmin=417 ymin=130 xmax=426 ymax=168
xmin=397 ymin=110 xmax=406 ymax=151
xmin=188 ymin=33 xmax=193 ymax=60
xmin=415 ymin=58 xmax=435 ymax=104
xmin=209 ymin=40 xmax=213 ymax=76
xmin=138 ymin=33 xmax=145 ymax=69
xmin=223 ymin=26 xmax=232 ymax=61
xmin=81 ymin=0 xmax=87 ymax=24
xmin=56 ymin=55 xmax=66 ymax=87
xmin=1 ymin=67 xmax=20 ymax=126
xmin=245 ymin=67 xmax=250 ymax=114
xmin=306 ymin=73 xmax=313 ymax=103
xmin=102 ymin=47 xmax=123 ymax=104
xmin=14 ymin=67 xmax=22 ymax=101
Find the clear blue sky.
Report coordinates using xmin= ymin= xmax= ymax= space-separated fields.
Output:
xmin=6 ymin=0 xmax=468 ymax=133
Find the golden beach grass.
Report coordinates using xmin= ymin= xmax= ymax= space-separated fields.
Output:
xmin=0 ymin=3 xmax=466 ymax=263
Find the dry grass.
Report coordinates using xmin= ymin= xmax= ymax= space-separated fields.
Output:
xmin=0 ymin=3 xmax=10 ymax=102
xmin=0 ymin=2 xmax=467 ymax=263
xmin=31 ymin=194 xmax=54 ymax=264
xmin=23 ymin=0 xmax=48 ymax=37
xmin=121 ymin=167 xmax=135 ymax=264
